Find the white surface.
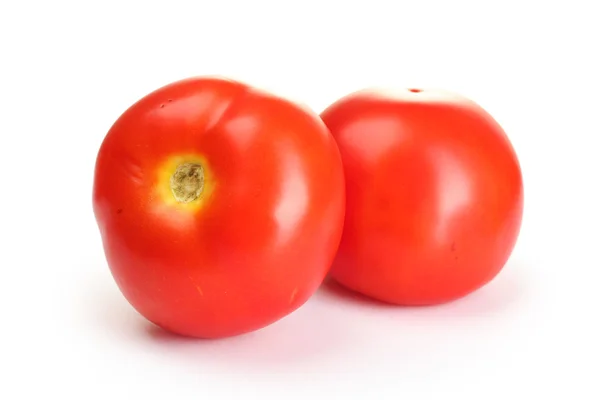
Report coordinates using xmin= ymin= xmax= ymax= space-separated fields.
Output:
xmin=1 ymin=1 xmax=598 ymax=399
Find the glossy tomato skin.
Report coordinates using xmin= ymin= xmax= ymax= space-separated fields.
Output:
xmin=320 ymin=89 xmax=523 ymax=305
xmin=93 ymin=77 xmax=345 ymax=338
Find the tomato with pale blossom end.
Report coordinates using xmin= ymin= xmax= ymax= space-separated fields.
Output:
xmin=321 ymin=88 xmax=523 ymax=305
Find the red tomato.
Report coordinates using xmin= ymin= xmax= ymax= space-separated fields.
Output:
xmin=320 ymin=88 xmax=524 ymax=305
xmin=93 ymin=77 xmax=345 ymax=338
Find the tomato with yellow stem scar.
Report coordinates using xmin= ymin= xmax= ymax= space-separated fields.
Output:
xmin=93 ymin=76 xmax=345 ymax=338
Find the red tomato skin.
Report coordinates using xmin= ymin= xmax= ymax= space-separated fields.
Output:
xmin=93 ymin=77 xmax=345 ymax=338
xmin=320 ymin=89 xmax=524 ymax=305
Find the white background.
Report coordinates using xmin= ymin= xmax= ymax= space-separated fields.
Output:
xmin=1 ymin=1 xmax=598 ymax=399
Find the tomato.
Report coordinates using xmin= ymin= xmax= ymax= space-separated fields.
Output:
xmin=320 ymin=88 xmax=524 ymax=305
xmin=92 ymin=77 xmax=345 ymax=338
